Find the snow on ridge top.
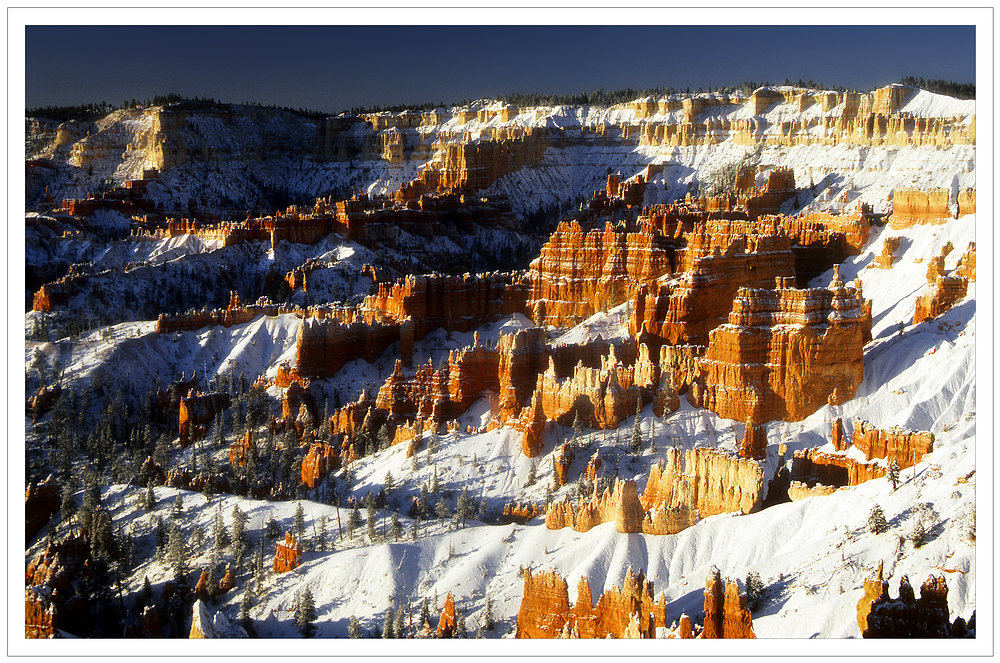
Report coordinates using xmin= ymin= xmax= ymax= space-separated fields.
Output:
xmin=898 ymin=88 xmax=976 ymax=118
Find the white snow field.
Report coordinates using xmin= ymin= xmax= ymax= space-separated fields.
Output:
xmin=27 ymin=213 xmax=977 ymax=640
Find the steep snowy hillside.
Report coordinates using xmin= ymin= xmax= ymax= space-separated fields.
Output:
xmin=24 ymin=82 xmax=977 ymax=643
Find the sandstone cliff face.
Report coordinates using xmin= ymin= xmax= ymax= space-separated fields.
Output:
xmin=399 ymin=129 xmax=547 ymax=199
xmin=957 ymin=189 xmax=976 ymax=217
xmin=362 ymin=272 xmax=528 ymax=342
xmin=641 ymin=447 xmax=766 ymax=517
xmin=857 ymin=565 xmax=972 ymax=638
xmin=689 ymin=270 xmax=869 ymax=422
xmin=375 ymin=340 xmax=500 ymax=425
xmin=526 ymin=221 xmax=673 ymax=327
xmin=496 ymin=328 xmax=550 ymax=421
xmin=293 ymin=312 xmax=400 ymax=380
xmin=630 ymin=232 xmax=796 ymax=348
xmin=890 ymin=188 xmax=953 ymax=228
xmin=546 ymin=446 xmax=763 ymax=535
xmin=527 ymin=350 xmax=647 ymax=431
xmin=914 ymin=275 xmax=968 ymax=325
xmin=851 ymin=419 xmax=934 ymax=469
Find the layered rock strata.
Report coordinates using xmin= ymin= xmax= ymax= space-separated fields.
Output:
xmin=689 ymin=270 xmax=869 ymax=422
xmin=630 ymin=233 xmax=796 ymax=348
xmin=851 ymin=419 xmax=934 ymax=469
xmin=913 ymin=275 xmax=969 ymax=325
xmin=526 ymin=221 xmax=674 ymax=327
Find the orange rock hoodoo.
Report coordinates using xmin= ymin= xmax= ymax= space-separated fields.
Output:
xmin=515 ymin=566 xmax=754 ymax=639
xmin=272 ymin=532 xmax=302 ymax=574
xmin=293 ymin=272 xmax=526 ymax=380
xmin=913 ymin=275 xmax=968 ymax=325
xmin=857 ymin=565 xmax=973 ymax=638
xmin=873 ymin=236 xmax=901 ymax=268
xmin=362 ymin=272 xmax=528 ymax=341
xmin=686 ymin=166 xmax=795 ymax=219
xmin=956 ymin=242 xmax=976 ymax=281
xmin=789 ymin=416 xmax=934 ymax=495
xmin=301 ymin=442 xmax=340 ymax=489
xmin=25 ymin=535 xmax=94 ymax=638
xmin=851 ymin=419 xmax=934 ymax=469
xmin=546 ymin=447 xmax=765 ymax=535
xmin=436 ymin=594 xmax=456 ymax=638
xmin=526 ymin=221 xmax=674 ymax=327
xmin=702 ymin=568 xmax=756 ymax=639
xmin=630 ymin=232 xmax=796 ymax=348
xmin=375 ymin=338 xmax=500 ymax=424
xmin=689 ymin=270 xmax=869 ymax=423
xmin=178 ymin=391 xmax=230 ymax=445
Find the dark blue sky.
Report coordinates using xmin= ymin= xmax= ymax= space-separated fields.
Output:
xmin=26 ymin=25 xmax=975 ymax=112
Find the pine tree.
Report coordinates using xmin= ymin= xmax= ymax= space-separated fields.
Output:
xmin=231 ymin=505 xmax=249 ymax=568
xmin=348 ymin=505 xmax=361 ymax=538
xmin=483 ymin=596 xmax=494 ymax=630
xmin=419 ymin=598 xmax=431 ymax=629
xmin=434 ymin=498 xmax=451 ymax=522
xmin=266 ymin=516 xmax=280 ymax=539
xmin=394 ymin=605 xmax=406 ymax=638
xmin=572 ymin=410 xmax=583 ymax=441
xmin=166 ymin=520 xmax=188 ymax=583
xmin=295 ymin=587 xmax=317 ymax=637
xmin=630 ymin=399 xmax=642 ymax=453
xmin=294 ymin=502 xmax=306 ymax=547
xmin=456 ymin=487 xmax=471 ymax=528
xmin=430 ymin=466 xmax=440 ymax=494
xmin=525 ymin=461 xmax=536 ymax=487
xmin=318 ymin=517 xmax=328 ymax=551
xmin=212 ymin=506 xmax=229 ymax=553
xmin=153 ymin=516 xmax=167 ymax=559
xmin=389 ymin=511 xmax=402 ymax=541
xmin=745 ymin=571 xmax=766 ymax=611
xmin=910 ymin=516 xmax=928 ymax=548
xmin=384 ymin=471 xmax=394 ymax=492
xmin=648 ymin=418 xmax=656 ymax=453
xmin=60 ymin=483 xmax=77 ymax=523
xmin=454 ymin=608 xmax=466 ymax=638
xmin=888 ymin=460 xmax=901 ymax=491
xmin=867 ymin=504 xmax=889 ymax=534
xmin=252 ymin=547 xmax=266 ymax=596
xmin=191 ymin=524 xmax=204 ymax=551
xmin=347 ymin=615 xmax=362 ymax=638
xmin=239 ymin=587 xmax=254 ymax=633
xmin=381 ymin=609 xmax=395 ymax=638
